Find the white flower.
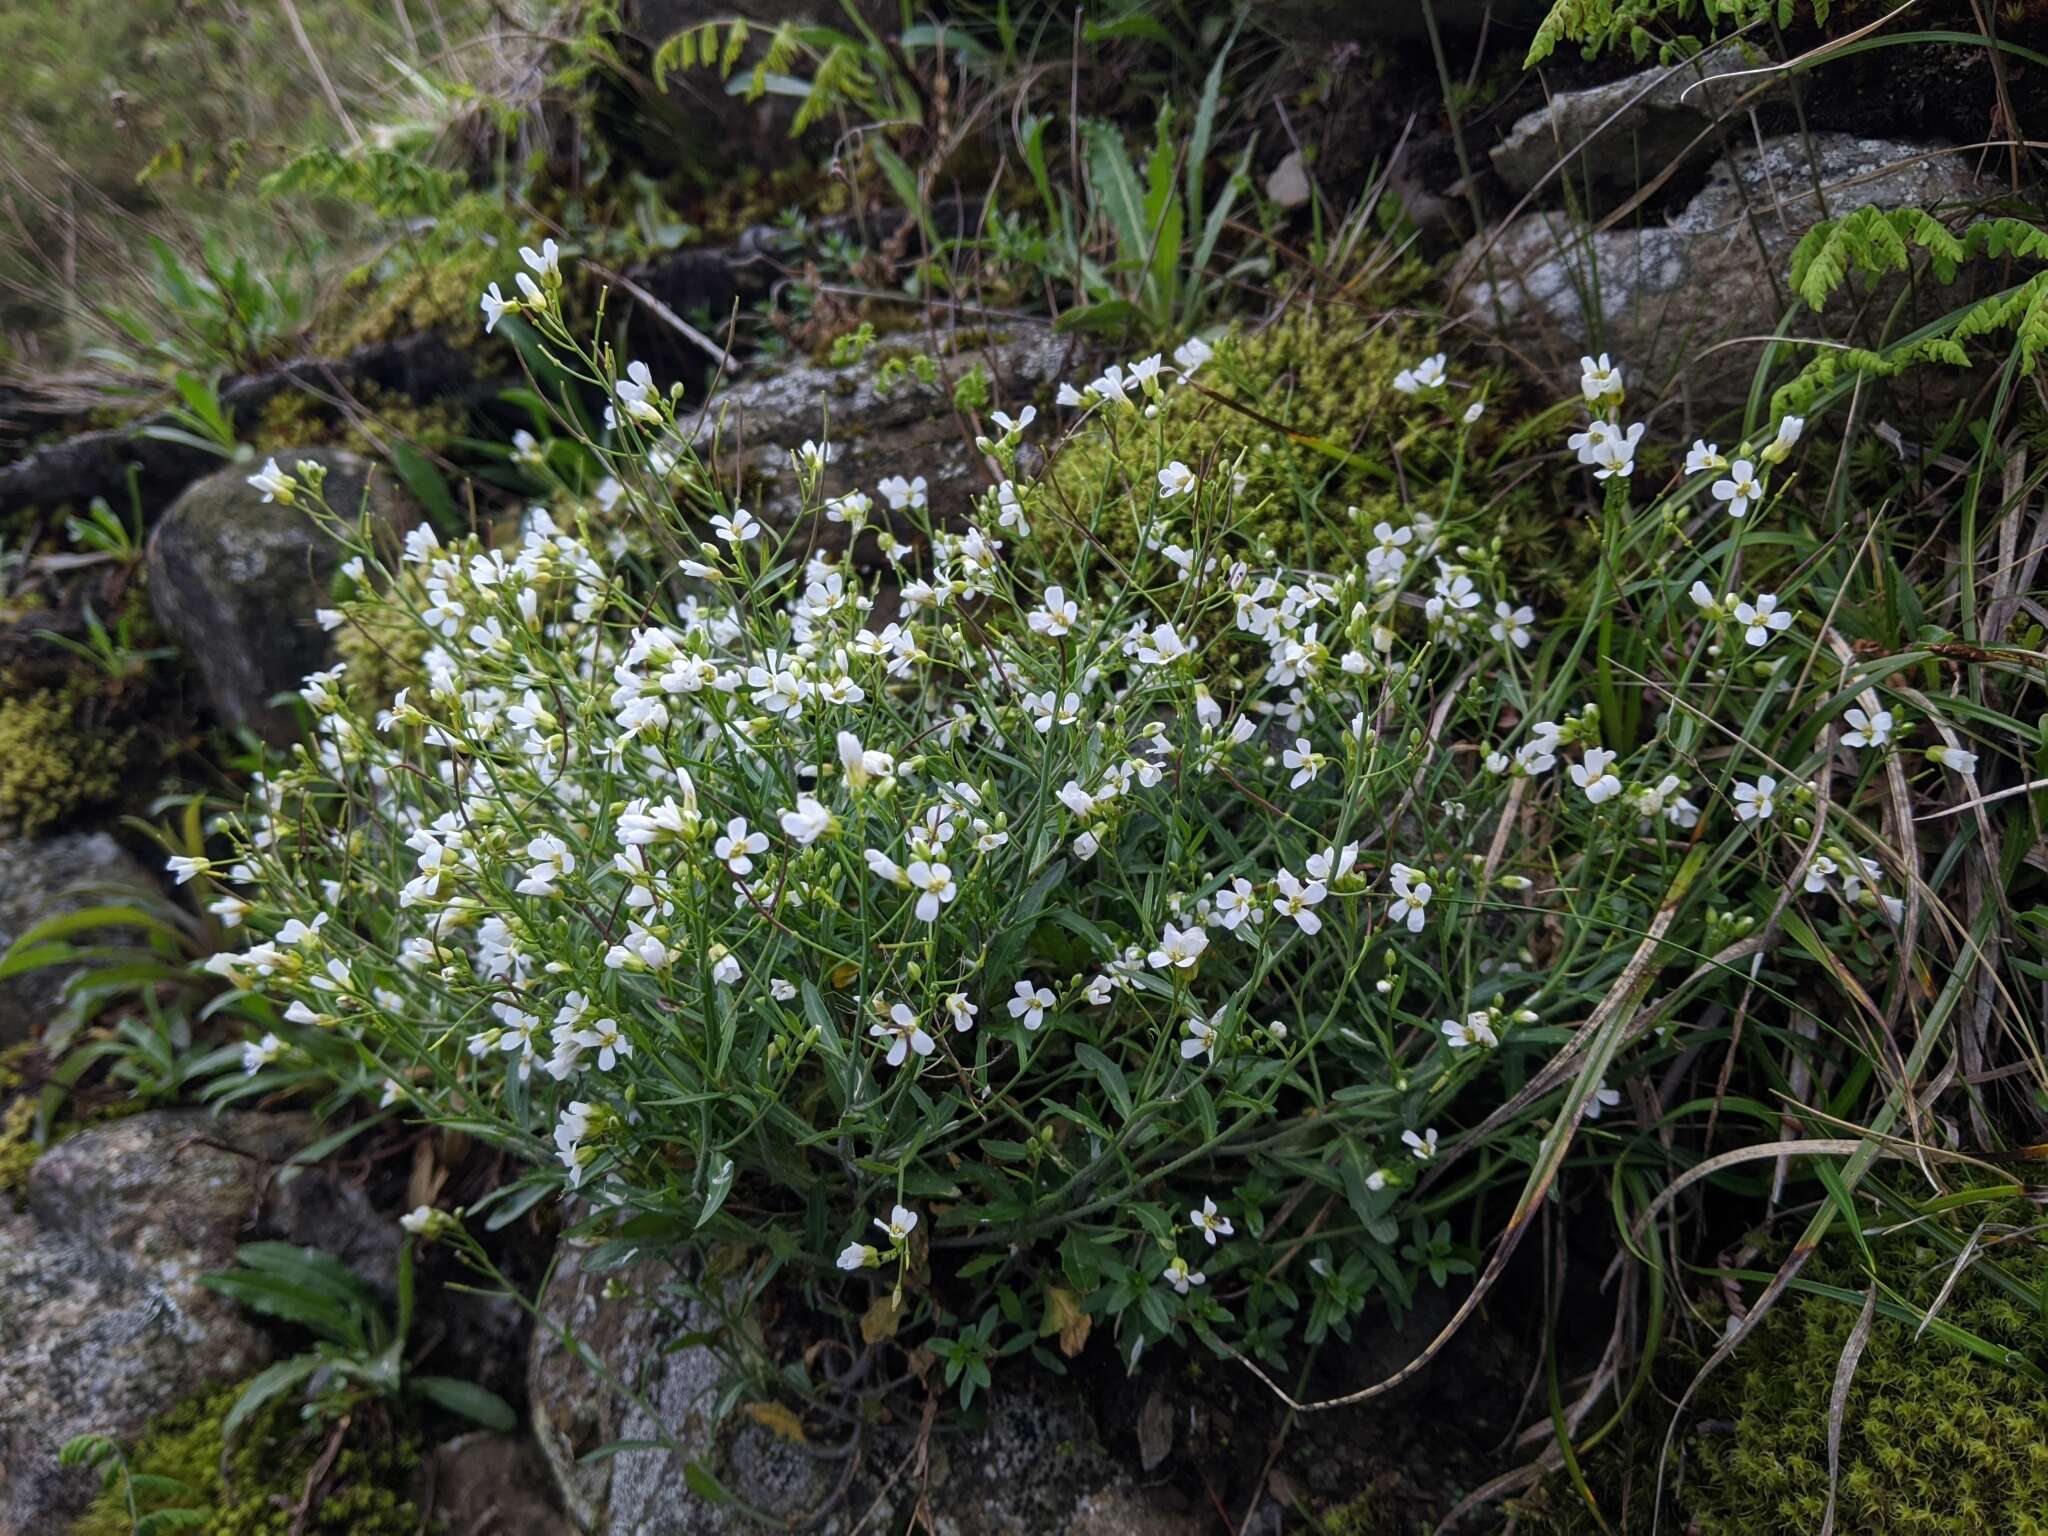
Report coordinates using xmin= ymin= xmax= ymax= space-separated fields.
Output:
xmin=1733 ymin=593 xmax=1793 ymax=648
xmin=1135 ymin=623 xmax=1190 ymax=666
xmin=1568 ymin=418 xmax=1614 ymax=466
xmin=1190 ymin=1196 xmax=1233 ymax=1245
xmin=1027 ymin=690 xmax=1082 ymax=732
xmin=870 ymin=1002 xmax=935 ymax=1067
xmin=242 ymin=1032 xmax=285 ymax=1075
xmin=838 ymin=1242 xmax=879 ymax=1270
xmin=1215 ymin=877 xmax=1262 ymax=933
xmin=1148 ymin=922 xmax=1209 ymax=971
xmin=1684 ymin=440 xmax=1726 ymax=475
xmin=520 ymin=237 xmax=560 ymax=279
xmin=1442 ymin=1012 xmax=1499 ymax=1050
xmin=1490 ymin=602 xmax=1534 ymax=649
xmin=1760 ymin=414 xmax=1804 ymax=465
xmin=480 ymin=283 xmax=513 ymax=334
xmin=712 ymin=509 xmax=760 ymax=544
xmin=1403 ymin=1126 xmax=1439 ymax=1161
xmin=1181 ymin=1014 xmax=1219 ymax=1061
xmin=1804 ymin=854 xmax=1840 ymax=893
xmin=1162 ymin=1254 xmax=1206 ymax=1294
xmin=1007 ymin=979 xmax=1054 ymax=1030
xmin=1711 ymin=459 xmax=1765 ymax=519
xmin=944 ymin=993 xmax=978 ymax=1033
xmin=246 ymin=458 xmax=296 ymax=505
xmin=1393 ymin=353 xmax=1447 ymax=394
xmin=1841 ymin=707 xmax=1894 ymax=750
xmin=165 ymin=854 xmax=211 ymax=885
xmin=990 ymin=405 xmax=1036 ymax=436
xmin=1157 ymin=460 xmax=1197 ymax=498
xmin=1463 ymin=399 xmax=1486 ymax=425
xmin=876 ymin=1204 xmax=919 ymax=1243
xmin=1585 ymin=1080 xmax=1623 ymax=1119
xmin=1273 ymin=868 xmax=1327 ymax=934
xmin=715 ymin=816 xmax=769 ymax=876
xmin=1387 ymin=864 xmax=1432 ymax=933
xmin=1570 ymin=746 xmax=1623 ymax=804
xmin=1173 ymin=336 xmax=1214 ymax=376
xmin=1029 ymin=586 xmax=1079 ymax=637
xmin=1591 ymin=421 xmax=1646 ymax=479
xmin=877 ymin=474 xmax=928 ymax=511
xmin=1733 ymin=775 xmax=1778 ymax=822
xmin=905 ymin=860 xmax=957 ymax=922
xmin=1928 ymin=743 xmax=1979 ymax=775
xmin=780 ymin=796 xmax=833 ymax=846
xmin=1282 ymin=737 xmax=1327 ymax=788
xmin=1579 ymin=352 xmax=1623 ymax=405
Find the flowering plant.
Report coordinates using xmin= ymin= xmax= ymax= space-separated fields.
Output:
xmin=183 ymin=258 xmax=2001 ymax=1406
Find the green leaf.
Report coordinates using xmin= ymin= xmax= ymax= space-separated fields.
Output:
xmin=388 ymin=440 xmax=460 ymax=535
xmin=221 ymin=1355 xmax=323 ymax=1444
xmin=697 ymin=1153 xmax=736 ymax=1228
xmin=413 ymin=1375 xmax=518 ymax=1431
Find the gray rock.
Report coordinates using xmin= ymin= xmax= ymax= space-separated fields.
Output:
xmin=416 ymin=1431 xmax=573 ymax=1536
xmin=0 ymin=1110 xmax=311 ymax=1536
xmin=1489 ymin=41 xmax=1765 ymax=205
xmin=685 ymin=327 xmax=1076 ymax=563
xmin=0 ymin=830 xmax=159 ymax=1047
xmin=529 ymin=1245 xmax=1203 ymax=1535
xmin=1457 ymin=134 xmax=1985 ymax=415
xmin=146 ymin=448 xmax=417 ymax=741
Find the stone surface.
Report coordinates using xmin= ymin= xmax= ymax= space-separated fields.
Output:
xmin=1456 ymin=133 xmax=1985 ymax=415
xmin=529 ymin=1244 xmax=1204 ymax=1535
xmin=0 ymin=830 xmax=160 ymax=1047
xmin=685 ymin=326 xmax=1076 ymax=563
xmin=146 ymin=448 xmax=418 ymax=740
xmin=1489 ymin=40 xmax=1765 ymax=205
xmin=0 ymin=1109 xmax=311 ymax=1536
xmin=416 ymin=1431 xmax=574 ymax=1536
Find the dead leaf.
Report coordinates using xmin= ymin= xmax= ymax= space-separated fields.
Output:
xmin=1039 ymin=1285 xmax=1092 ymax=1359
xmin=828 ymin=961 xmax=860 ymax=989
xmin=862 ymin=1291 xmax=905 ymax=1344
xmin=742 ymin=1401 xmax=808 ymax=1445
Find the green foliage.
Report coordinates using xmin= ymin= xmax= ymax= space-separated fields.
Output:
xmin=93 ymin=235 xmax=314 ymax=378
xmin=1525 ymin=0 xmax=1831 ymax=64
xmin=202 ymin=1240 xmax=515 ymax=1440
xmin=651 ymin=8 xmax=925 ymax=139
xmin=59 ymin=1433 xmax=206 ymax=1536
xmin=1686 ymin=1196 xmax=2048 ymax=1535
xmin=1771 ymin=214 xmax=2048 ymax=416
xmin=67 ymin=1379 xmax=427 ymax=1536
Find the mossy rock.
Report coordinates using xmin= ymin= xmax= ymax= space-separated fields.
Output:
xmin=145 ymin=448 xmax=418 ymax=741
xmin=69 ymin=1378 xmax=429 ymax=1536
xmin=0 ymin=672 xmax=136 ymax=836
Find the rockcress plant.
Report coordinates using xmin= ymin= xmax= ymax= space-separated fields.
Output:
xmin=180 ymin=249 xmax=1954 ymax=1402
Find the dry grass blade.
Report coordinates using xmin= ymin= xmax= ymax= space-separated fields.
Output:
xmin=1820 ymin=1286 xmax=1880 ymax=1536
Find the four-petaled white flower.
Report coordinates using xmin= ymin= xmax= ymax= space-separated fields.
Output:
xmin=1442 ymin=1012 xmax=1499 ymax=1050
xmin=712 ymin=509 xmax=760 ymax=544
xmin=1393 ymin=353 xmax=1448 ymax=394
xmin=247 ymin=458 xmax=296 ymax=505
xmin=1841 ymin=706 xmax=1893 ymax=750
xmin=1157 ymin=460 xmax=1197 ymax=498
xmin=1733 ymin=593 xmax=1793 ymax=648
xmin=1273 ymin=868 xmax=1327 ymax=934
xmin=1282 ymin=737 xmax=1327 ymax=788
xmin=1579 ymin=352 xmax=1623 ymax=405
xmin=1403 ymin=1126 xmax=1439 ymax=1161
xmin=905 ymin=860 xmax=957 ymax=922
xmin=1490 ymin=602 xmax=1534 ymax=649
xmin=1733 ymin=775 xmax=1778 ymax=822
xmin=870 ymin=1002 xmax=935 ymax=1067
xmin=1030 ymin=586 xmax=1079 ymax=637
xmin=715 ymin=816 xmax=769 ymax=876
xmin=1162 ymin=1254 xmax=1206 ymax=1293
xmin=1387 ymin=864 xmax=1433 ymax=932
xmin=480 ymin=284 xmax=513 ymax=334
xmin=1190 ymin=1196 xmax=1233 ymax=1245
xmin=1571 ymin=746 xmax=1623 ymax=804
xmin=1007 ymin=979 xmax=1054 ymax=1030
xmin=1149 ymin=922 xmax=1209 ymax=971
xmin=1711 ymin=459 xmax=1765 ymax=518
xmin=1684 ymin=440 xmax=1726 ymax=475
xmin=780 ymin=796 xmax=833 ymax=846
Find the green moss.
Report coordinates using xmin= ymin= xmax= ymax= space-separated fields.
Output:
xmin=70 ymin=1378 xmax=429 ymax=1536
xmin=0 ymin=1096 xmax=39 ymax=1204
xmin=1514 ymin=1192 xmax=2048 ymax=1535
xmin=1685 ymin=1226 xmax=2048 ymax=1536
xmin=0 ymin=673 xmax=136 ymax=835
xmin=1041 ymin=294 xmax=1525 ymax=581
